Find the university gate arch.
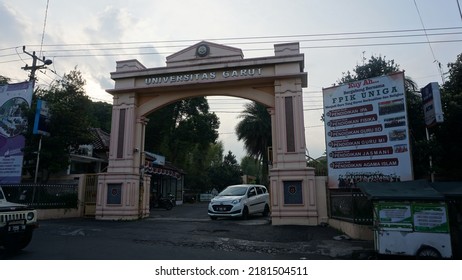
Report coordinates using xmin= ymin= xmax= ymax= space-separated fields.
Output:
xmin=96 ymin=41 xmax=319 ymax=225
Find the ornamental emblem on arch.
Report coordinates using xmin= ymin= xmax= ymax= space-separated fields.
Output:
xmin=196 ymin=44 xmax=209 ymax=57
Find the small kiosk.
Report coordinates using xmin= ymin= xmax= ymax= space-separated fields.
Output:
xmin=358 ymin=180 xmax=458 ymax=259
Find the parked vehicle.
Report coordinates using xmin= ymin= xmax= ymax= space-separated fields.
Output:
xmin=0 ymin=186 xmax=38 ymax=252
xmin=167 ymin=193 xmax=176 ymax=207
xmin=208 ymin=184 xmax=270 ymax=220
xmin=183 ymin=190 xmax=196 ymax=203
xmin=150 ymin=196 xmax=174 ymax=211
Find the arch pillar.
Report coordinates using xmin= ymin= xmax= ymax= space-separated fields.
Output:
xmin=269 ymin=77 xmax=317 ymax=226
xmin=95 ymin=93 xmax=150 ymax=220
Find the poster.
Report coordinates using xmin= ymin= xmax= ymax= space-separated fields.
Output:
xmin=323 ymin=72 xmax=413 ymax=188
xmin=375 ymin=202 xmax=413 ymax=231
xmin=0 ymin=81 xmax=34 ymax=183
xmin=412 ymin=203 xmax=449 ymax=233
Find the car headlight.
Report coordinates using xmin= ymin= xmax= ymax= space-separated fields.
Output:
xmin=27 ymin=211 xmax=35 ymax=221
xmin=231 ymin=199 xmax=241 ymax=205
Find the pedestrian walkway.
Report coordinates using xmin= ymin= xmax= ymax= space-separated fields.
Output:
xmin=148 ymin=202 xmax=375 ymax=259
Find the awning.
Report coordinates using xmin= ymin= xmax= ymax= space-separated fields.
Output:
xmin=357 ymin=180 xmax=445 ymax=201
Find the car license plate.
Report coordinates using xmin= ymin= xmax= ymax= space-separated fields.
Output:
xmin=218 ymin=207 xmax=226 ymax=211
xmin=7 ymin=220 xmax=26 ymax=233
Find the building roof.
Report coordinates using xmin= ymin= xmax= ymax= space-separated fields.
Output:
xmin=357 ymin=180 xmax=445 ymax=201
xmin=89 ymin=128 xmax=110 ymax=150
xmin=431 ymin=181 xmax=462 ymax=197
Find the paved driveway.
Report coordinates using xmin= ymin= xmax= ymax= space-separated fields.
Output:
xmin=1 ymin=202 xmax=374 ymax=260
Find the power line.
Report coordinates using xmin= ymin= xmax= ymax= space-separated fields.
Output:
xmin=15 ymin=26 xmax=462 ymax=48
xmin=12 ymin=30 xmax=462 ymax=55
xmin=39 ymin=0 xmax=50 ymax=57
xmin=413 ymin=0 xmax=445 ymax=83
xmin=457 ymin=0 xmax=462 ymax=21
xmin=2 ymin=38 xmax=459 ymax=61
xmin=1 ymin=26 xmax=461 ymax=58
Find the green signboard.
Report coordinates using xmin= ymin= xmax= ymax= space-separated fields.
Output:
xmin=375 ymin=202 xmax=412 ymax=231
xmin=375 ymin=201 xmax=449 ymax=233
xmin=412 ymin=203 xmax=449 ymax=233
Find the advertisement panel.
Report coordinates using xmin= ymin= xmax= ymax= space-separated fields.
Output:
xmin=0 ymin=81 xmax=34 ymax=183
xmin=33 ymin=99 xmax=51 ymax=136
xmin=412 ymin=203 xmax=449 ymax=233
xmin=375 ymin=202 xmax=413 ymax=231
xmin=323 ymin=72 xmax=413 ymax=188
xmin=421 ymin=82 xmax=444 ymax=128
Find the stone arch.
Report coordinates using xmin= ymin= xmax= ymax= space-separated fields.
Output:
xmin=138 ymin=86 xmax=275 ymax=117
xmin=96 ymin=41 xmax=318 ymax=225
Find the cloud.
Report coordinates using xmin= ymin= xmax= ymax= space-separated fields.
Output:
xmin=0 ymin=3 xmax=27 ymax=45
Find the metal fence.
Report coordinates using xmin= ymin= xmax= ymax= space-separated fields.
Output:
xmin=1 ymin=184 xmax=78 ymax=209
xmin=328 ymin=188 xmax=373 ymax=225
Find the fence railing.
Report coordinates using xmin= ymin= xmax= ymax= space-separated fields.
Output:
xmin=328 ymin=188 xmax=373 ymax=225
xmin=1 ymin=184 xmax=78 ymax=209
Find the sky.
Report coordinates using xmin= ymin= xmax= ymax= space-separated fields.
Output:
xmin=1 ymin=0 xmax=461 ymax=162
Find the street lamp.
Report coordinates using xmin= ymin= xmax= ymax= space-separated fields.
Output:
xmin=21 ymin=46 xmax=53 ymax=82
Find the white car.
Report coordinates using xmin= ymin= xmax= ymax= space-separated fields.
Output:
xmin=0 ymin=186 xmax=38 ymax=252
xmin=208 ymin=184 xmax=270 ymax=220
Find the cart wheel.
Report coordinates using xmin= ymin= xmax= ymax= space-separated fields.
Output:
xmin=416 ymin=246 xmax=442 ymax=259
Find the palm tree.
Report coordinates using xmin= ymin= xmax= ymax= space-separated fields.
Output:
xmin=235 ymin=101 xmax=272 ymax=185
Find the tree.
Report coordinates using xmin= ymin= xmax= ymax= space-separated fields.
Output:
xmin=337 ymin=55 xmax=428 ymax=179
xmin=430 ymin=53 xmax=462 ymax=180
xmin=208 ymin=150 xmax=242 ymax=191
xmin=23 ymin=68 xmax=94 ymax=182
xmin=144 ymin=97 xmax=220 ymax=191
xmin=235 ymin=101 xmax=272 ymax=186
xmin=240 ymin=155 xmax=262 ymax=183
xmin=87 ymin=101 xmax=112 ymax=132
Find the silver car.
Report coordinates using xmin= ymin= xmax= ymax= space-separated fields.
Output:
xmin=208 ymin=184 xmax=270 ymax=220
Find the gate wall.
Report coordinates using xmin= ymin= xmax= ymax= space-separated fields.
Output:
xmin=97 ymin=41 xmax=320 ymax=225
xmin=83 ymin=174 xmax=98 ymax=216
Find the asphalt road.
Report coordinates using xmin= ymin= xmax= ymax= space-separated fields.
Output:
xmin=1 ymin=202 xmax=373 ymax=260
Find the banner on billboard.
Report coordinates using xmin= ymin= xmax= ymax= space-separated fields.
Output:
xmin=421 ymin=82 xmax=444 ymax=128
xmin=33 ymin=99 xmax=51 ymax=136
xmin=322 ymin=72 xmax=413 ymax=188
xmin=0 ymin=81 xmax=34 ymax=183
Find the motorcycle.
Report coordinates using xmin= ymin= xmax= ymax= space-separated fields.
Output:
xmin=167 ymin=193 xmax=176 ymax=207
xmin=157 ymin=197 xmax=174 ymax=210
xmin=150 ymin=194 xmax=174 ymax=210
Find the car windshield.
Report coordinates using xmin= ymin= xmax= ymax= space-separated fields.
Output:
xmin=218 ymin=186 xmax=248 ymax=196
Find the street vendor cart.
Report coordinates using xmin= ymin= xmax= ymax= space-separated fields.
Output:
xmin=358 ymin=180 xmax=454 ymax=259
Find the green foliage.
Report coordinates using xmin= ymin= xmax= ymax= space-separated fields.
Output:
xmin=338 ymin=56 xmax=400 ymax=84
xmin=145 ymin=97 xmax=220 ymax=192
xmin=87 ymin=101 xmax=112 ymax=132
xmin=23 ymin=68 xmax=95 ymax=182
xmin=208 ymin=151 xmax=242 ymax=191
xmin=235 ymin=101 xmax=271 ymax=186
xmin=240 ymin=155 xmax=262 ymax=181
xmin=430 ymin=53 xmax=462 ymax=180
xmin=307 ymin=156 xmax=328 ymax=176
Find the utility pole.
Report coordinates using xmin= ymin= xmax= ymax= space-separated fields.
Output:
xmin=21 ymin=46 xmax=52 ymax=83
xmin=21 ymin=46 xmax=52 ymax=184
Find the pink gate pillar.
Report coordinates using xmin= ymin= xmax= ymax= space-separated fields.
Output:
xmin=269 ymin=50 xmax=318 ymax=225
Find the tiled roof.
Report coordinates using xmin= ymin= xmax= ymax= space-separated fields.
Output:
xmin=89 ymin=128 xmax=110 ymax=150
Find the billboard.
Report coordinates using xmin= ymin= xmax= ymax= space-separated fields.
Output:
xmin=0 ymin=81 xmax=34 ymax=183
xmin=33 ymin=99 xmax=51 ymax=136
xmin=421 ymin=82 xmax=444 ymax=128
xmin=323 ymin=72 xmax=413 ymax=188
